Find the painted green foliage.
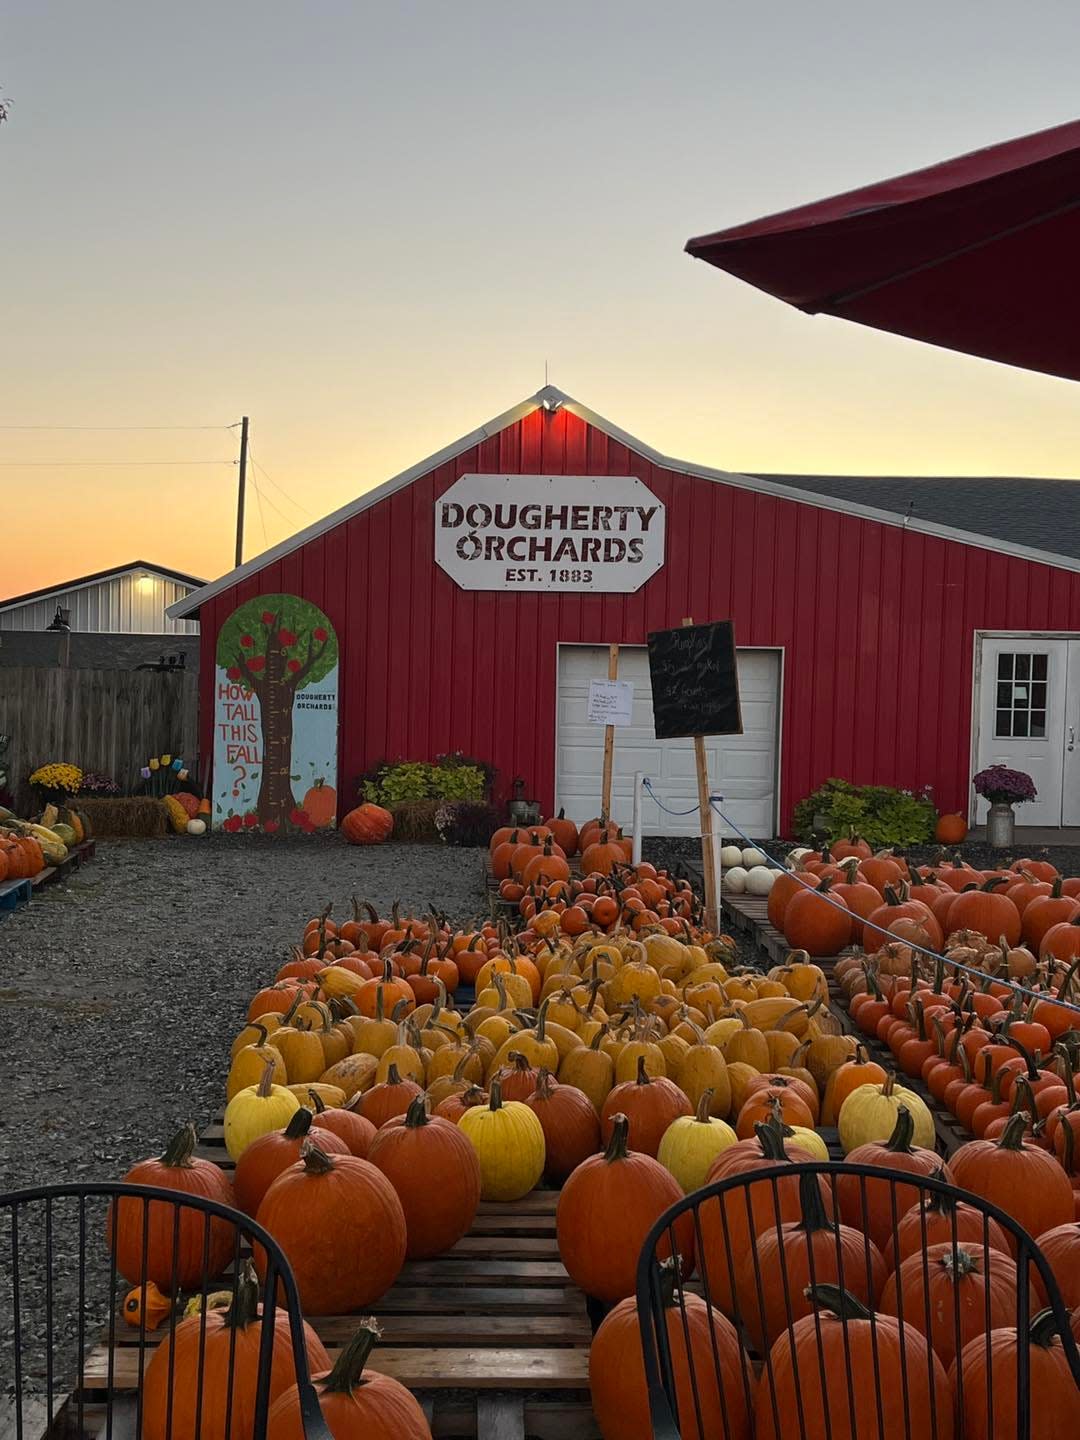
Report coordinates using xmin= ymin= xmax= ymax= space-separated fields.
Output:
xmin=216 ymin=595 xmax=337 ymax=829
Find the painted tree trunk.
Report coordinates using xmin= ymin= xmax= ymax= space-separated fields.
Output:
xmin=256 ymin=642 xmax=298 ymax=827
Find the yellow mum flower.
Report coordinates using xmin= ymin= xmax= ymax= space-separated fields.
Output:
xmin=149 ymin=759 xmax=160 ymax=771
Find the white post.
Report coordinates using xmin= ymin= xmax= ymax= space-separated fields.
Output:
xmin=631 ymin=771 xmax=645 ymax=866
xmin=709 ymin=775 xmax=724 ymax=916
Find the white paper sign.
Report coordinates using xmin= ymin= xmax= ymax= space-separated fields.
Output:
xmin=434 ymin=474 xmax=666 ymax=592
xmin=588 ymin=679 xmax=635 ymax=727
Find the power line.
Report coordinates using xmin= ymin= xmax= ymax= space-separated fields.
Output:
xmin=0 ymin=422 xmax=237 ymax=431
xmin=248 ymin=449 xmax=314 ymax=520
xmin=249 ymin=472 xmax=270 ymax=547
xmin=0 ymin=459 xmax=234 ymax=467
xmin=249 ymin=475 xmax=298 ymax=529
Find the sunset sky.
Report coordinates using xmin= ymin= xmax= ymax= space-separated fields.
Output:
xmin=4 ymin=1 xmax=1080 ymax=597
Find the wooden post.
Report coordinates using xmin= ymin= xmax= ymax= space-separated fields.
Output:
xmin=600 ymin=643 xmax=619 ymax=821
xmin=235 ymin=415 xmax=249 ymax=567
xmin=683 ymin=618 xmax=719 ymax=933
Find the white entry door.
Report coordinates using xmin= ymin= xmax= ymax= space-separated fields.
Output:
xmin=975 ymin=636 xmax=1076 ymax=827
xmin=555 ymin=644 xmax=781 ymax=837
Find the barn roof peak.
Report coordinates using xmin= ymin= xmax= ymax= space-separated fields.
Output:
xmin=169 ymin=387 xmax=1080 ymax=618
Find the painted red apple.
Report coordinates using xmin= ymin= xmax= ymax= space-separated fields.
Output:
xmin=261 ymin=610 xmax=274 ymax=624
xmin=264 ymin=819 xmax=280 ymax=834
xmin=278 ymin=628 xmax=297 ymax=646
xmin=222 ymin=815 xmax=242 ymax=833
xmin=290 ymin=806 xmax=310 ymax=828
xmin=240 ymin=634 xmax=254 ymax=648
xmin=313 ymin=626 xmax=328 ymax=643
xmin=286 ymin=659 xmax=301 ymax=673
xmin=243 ymin=813 xmax=259 ymax=829
xmin=226 ymin=665 xmax=241 ymax=680
xmin=247 ymin=656 xmax=265 ymax=672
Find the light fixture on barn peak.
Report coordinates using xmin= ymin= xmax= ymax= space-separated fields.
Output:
xmin=536 ymin=384 xmax=564 ymax=414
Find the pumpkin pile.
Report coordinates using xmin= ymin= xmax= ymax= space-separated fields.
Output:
xmin=493 ymin=819 xmax=705 ymax=934
xmin=0 ymin=800 xmax=93 ymax=874
xmin=772 ymin=842 xmax=1080 ymax=966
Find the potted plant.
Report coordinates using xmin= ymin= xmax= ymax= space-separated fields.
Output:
xmin=972 ymin=765 xmax=1037 ymax=847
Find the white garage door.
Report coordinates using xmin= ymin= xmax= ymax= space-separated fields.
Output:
xmin=555 ymin=645 xmax=781 ymax=838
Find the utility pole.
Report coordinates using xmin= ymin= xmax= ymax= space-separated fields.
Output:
xmin=235 ymin=415 xmax=249 ymax=566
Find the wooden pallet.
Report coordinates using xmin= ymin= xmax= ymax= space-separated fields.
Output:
xmin=721 ymin=894 xmax=972 ymax=1159
xmin=81 ymin=1114 xmax=599 ymax=1440
xmin=0 ymin=876 xmax=32 ymax=915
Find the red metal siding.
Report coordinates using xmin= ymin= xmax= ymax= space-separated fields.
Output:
xmin=198 ymin=408 xmax=1080 ymax=832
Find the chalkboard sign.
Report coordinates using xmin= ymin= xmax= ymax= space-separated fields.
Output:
xmin=646 ymin=621 xmax=742 ymax=739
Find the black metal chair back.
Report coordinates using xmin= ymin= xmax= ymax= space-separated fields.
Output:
xmin=1 ymin=1181 xmax=331 ymax=1440
xmin=636 ymin=1161 xmax=1080 ymax=1440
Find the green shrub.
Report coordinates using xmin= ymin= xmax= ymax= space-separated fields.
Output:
xmin=359 ymin=754 xmax=491 ymax=807
xmin=793 ymin=778 xmax=937 ymax=849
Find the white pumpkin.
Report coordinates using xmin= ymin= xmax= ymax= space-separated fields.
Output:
xmin=186 ymin=818 xmax=207 ymax=836
xmin=719 ymin=845 xmax=744 ymax=869
xmin=722 ymin=865 xmax=748 ymax=893
xmin=741 ymin=847 xmax=767 ymax=868
xmin=788 ymin=846 xmax=813 ymax=863
xmin=745 ymin=866 xmax=776 ymax=896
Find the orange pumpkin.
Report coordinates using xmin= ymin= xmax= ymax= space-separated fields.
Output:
xmin=367 ymin=1095 xmax=481 ymax=1259
xmin=935 ymin=812 xmax=969 ymax=845
xmin=340 ymin=803 xmax=393 ymax=845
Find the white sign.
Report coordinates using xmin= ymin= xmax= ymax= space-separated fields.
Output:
xmin=588 ymin=679 xmax=634 ymax=727
xmin=434 ymin=474 xmax=666 ymax=592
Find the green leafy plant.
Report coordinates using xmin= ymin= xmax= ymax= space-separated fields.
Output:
xmin=359 ymin=756 xmax=491 ymax=807
xmin=793 ymin=778 xmax=937 ymax=849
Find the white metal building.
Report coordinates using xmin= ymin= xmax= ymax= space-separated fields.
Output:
xmin=0 ymin=561 xmax=203 ymax=635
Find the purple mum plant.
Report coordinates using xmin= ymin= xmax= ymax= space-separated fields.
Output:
xmin=972 ymin=765 xmax=1037 ymax=806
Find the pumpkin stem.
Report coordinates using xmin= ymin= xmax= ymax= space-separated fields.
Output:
xmin=222 ymin=1261 xmax=261 ymax=1331
xmin=404 ymin=1094 xmax=430 ymax=1128
xmin=321 ymin=1319 xmax=382 ymax=1394
xmin=1029 ymin=1309 xmax=1064 ymax=1349
xmin=488 ymin=1078 xmax=505 ymax=1112
xmin=995 ymin=1111 xmax=1031 ymax=1151
xmin=635 ymin=1055 xmax=652 ymax=1086
xmin=159 ymin=1123 xmax=198 ymax=1169
xmin=938 ymin=1247 xmax=979 ymax=1280
xmin=804 ymin=1283 xmax=873 ymax=1322
xmin=881 ymin=1072 xmax=896 ymax=1099
xmin=308 ymin=1089 xmax=327 ymax=1114
xmin=604 ymin=1113 xmax=631 ymax=1162
xmin=299 ymin=1139 xmax=337 ymax=1175
xmin=283 ymin=1108 xmax=314 ymax=1140
xmin=795 ymin=1169 xmax=834 ymax=1236
xmin=256 ymin=1057 xmax=277 ymax=1098
xmin=753 ymin=1115 xmax=790 ymax=1162
xmin=385 ymin=1062 xmax=402 ymax=1086
xmin=534 ymin=1068 xmax=557 ymax=1100
xmin=883 ymin=1105 xmax=916 ymax=1153
xmin=694 ymin=1089 xmax=715 ymax=1124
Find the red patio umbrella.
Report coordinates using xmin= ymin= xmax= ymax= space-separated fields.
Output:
xmin=686 ymin=118 xmax=1080 ymax=382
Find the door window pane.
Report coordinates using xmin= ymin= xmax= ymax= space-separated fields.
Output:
xmin=994 ymin=651 xmax=1051 ymax=741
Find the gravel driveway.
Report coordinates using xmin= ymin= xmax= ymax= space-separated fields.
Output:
xmin=0 ymin=835 xmax=487 ymax=1393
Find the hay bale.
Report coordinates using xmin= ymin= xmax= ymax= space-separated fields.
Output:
xmin=79 ymin=796 xmax=170 ymax=838
xmin=387 ymin=799 xmax=440 ymax=842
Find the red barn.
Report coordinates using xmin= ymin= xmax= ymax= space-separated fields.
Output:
xmin=170 ymin=387 xmax=1080 ymax=838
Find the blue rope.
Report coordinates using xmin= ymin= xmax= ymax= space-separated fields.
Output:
xmin=706 ymin=797 xmax=1080 ymax=1018
xmin=641 ymin=776 xmax=721 ymax=819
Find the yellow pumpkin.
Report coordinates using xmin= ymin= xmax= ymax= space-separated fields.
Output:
xmin=724 ymin=1014 xmax=771 ymax=1072
xmin=614 ymin=1039 xmax=666 ymax=1084
xmin=803 ymin=1032 xmax=860 ymax=1093
xmin=605 ymin=952 xmax=663 ymax=1007
xmin=286 ymin=1082 xmax=346 ymax=1109
xmin=318 ymin=1052 xmax=378 ymax=1099
xmin=726 ymin=1061 xmax=764 ymax=1117
xmin=837 ymin=1074 xmax=935 ymax=1153
xmin=784 ymin=1124 xmax=829 ymax=1162
xmin=768 ymin=950 xmax=828 ymax=1005
xmin=318 ymin=965 xmax=367 ymax=1000
xmin=557 ymin=1032 xmax=614 ymax=1110
xmin=490 ymin=1003 xmax=559 ymax=1073
xmin=678 ymin=1042 xmax=732 ymax=1118
xmin=458 ymin=1080 xmax=546 ymax=1200
xmin=656 ymin=1031 xmax=690 ymax=1080
xmin=657 ymin=1090 xmax=738 ymax=1192
xmin=544 ymin=1020 xmax=585 ymax=1063
xmin=230 ymin=1017 xmax=282 ymax=1059
xmin=226 ymin=1040 xmax=287 ymax=1101
xmin=223 ymin=1060 xmax=299 ymax=1160
xmin=273 ymin=1026 xmax=327 ymax=1085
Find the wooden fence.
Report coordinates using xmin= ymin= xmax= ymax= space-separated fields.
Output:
xmin=0 ymin=667 xmax=199 ymax=812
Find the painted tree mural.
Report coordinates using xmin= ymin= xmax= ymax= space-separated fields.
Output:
xmin=215 ymin=595 xmax=338 ymax=830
